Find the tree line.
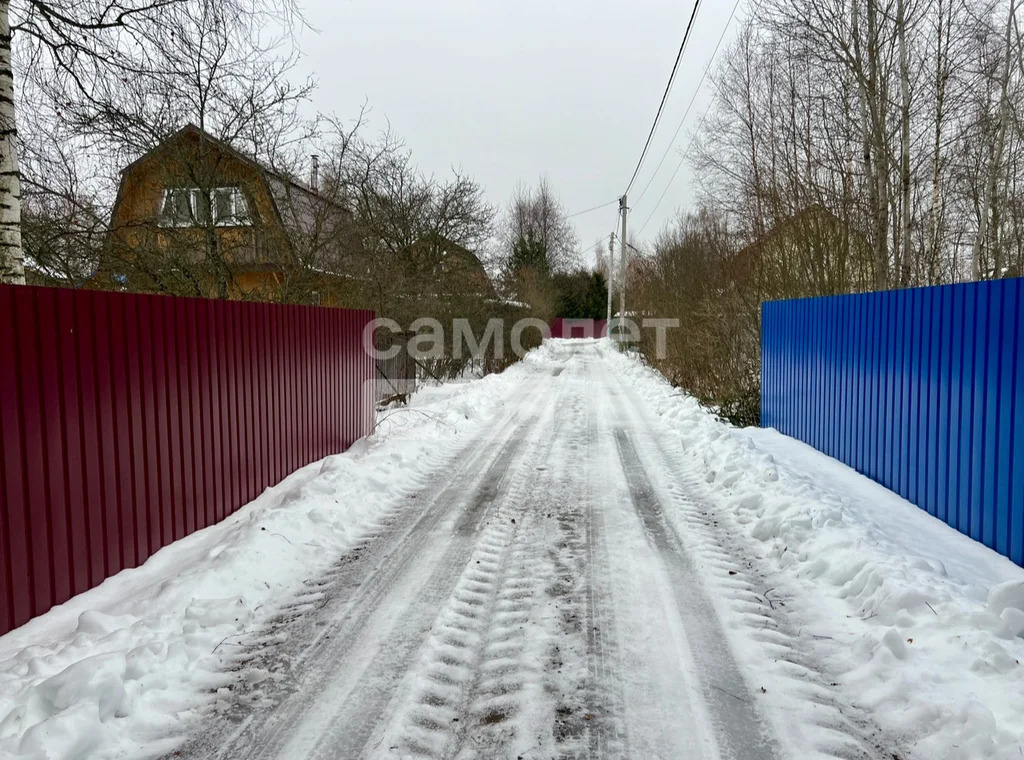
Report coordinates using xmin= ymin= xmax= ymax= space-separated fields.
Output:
xmin=632 ymin=0 xmax=1024 ymax=426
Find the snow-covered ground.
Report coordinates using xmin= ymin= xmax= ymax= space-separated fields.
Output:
xmin=0 ymin=359 xmax=524 ymax=760
xmin=0 ymin=339 xmax=1022 ymax=760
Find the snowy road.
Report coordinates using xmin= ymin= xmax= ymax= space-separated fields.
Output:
xmin=8 ymin=338 xmax=1024 ymax=759
xmin=167 ymin=342 xmax=889 ymax=760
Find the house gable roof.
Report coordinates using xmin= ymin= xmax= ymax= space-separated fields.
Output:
xmin=119 ymin=124 xmax=318 ymax=194
xmin=113 ymin=124 xmax=352 ymax=250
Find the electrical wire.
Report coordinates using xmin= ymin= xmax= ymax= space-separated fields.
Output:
xmin=566 ymin=199 xmax=620 ymax=219
xmin=637 ymin=100 xmax=718 ymax=236
xmin=569 ymin=231 xmax=615 ymax=266
xmin=632 ymin=0 xmax=743 ymax=207
xmin=637 ymin=153 xmax=689 ymax=236
xmin=623 ymin=0 xmax=704 ymax=196
xmin=637 ymin=0 xmax=759 ymax=236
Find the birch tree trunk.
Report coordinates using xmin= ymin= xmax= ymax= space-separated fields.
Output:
xmin=0 ymin=0 xmax=24 ymax=284
xmin=897 ymin=0 xmax=913 ymax=285
xmin=927 ymin=0 xmax=950 ymax=283
xmin=972 ymin=0 xmax=1016 ymax=281
xmin=852 ymin=0 xmax=874 ymax=281
xmin=867 ymin=0 xmax=890 ymax=289
xmin=853 ymin=0 xmax=889 ymax=290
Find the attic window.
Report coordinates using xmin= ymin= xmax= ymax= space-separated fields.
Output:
xmin=160 ymin=187 xmax=250 ymax=227
xmin=161 ymin=188 xmax=194 ymax=226
xmin=213 ymin=187 xmax=250 ymax=225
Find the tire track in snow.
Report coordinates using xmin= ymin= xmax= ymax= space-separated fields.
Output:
xmin=651 ymin=474 xmax=895 ymax=760
xmin=577 ymin=350 xmax=632 ymax=759
xmin=363 ymin=367 xmax=575 ymax=760
xmin=610 ymin=369 xmax=898 ymax=760
xmin=272 ymin=409 xmax=547 ymax=760
xmin=168 ymin=380 xmax=552 ymax=760
xmin=373 ymin=512 xmax=546 ymax=759
xmin=580 ymin=505 xmax=630 ymax=759
xmin=613 ymin=428 xmax=782 ymax=759
xmin=527 ymin=363 xmax=625 ymax=760
xmin=457 ymin=519 xmax=547 ymax=758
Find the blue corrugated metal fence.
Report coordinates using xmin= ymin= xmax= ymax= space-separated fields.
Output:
xmin=761 ymin=278 xmax=1024 ymax=565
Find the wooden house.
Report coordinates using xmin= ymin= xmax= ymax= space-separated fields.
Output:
xmin=106 ymin=124 xmax=353 ymax=302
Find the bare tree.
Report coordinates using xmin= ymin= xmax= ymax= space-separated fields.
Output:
xmin=4 ymin=0 xmax=308 ymax=288
xmin=972 ymin=0 xmax=1018 ymax=279
xmin=19 ymin=120 xmax=105 ymax=284
xmin=645 ymin=0 xmax=1024 ymax=418
xmin=502 ymin=178 xmax=579 ymax=277
xmin=896 ymin=0 xmax=913 ymax=284
xmin=0 ymin=0 xmax=206 ymax=283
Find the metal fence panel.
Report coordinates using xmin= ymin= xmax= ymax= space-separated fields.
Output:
xmin=0 ymin=284 xmax=374 ymax=635
xmin=762 ymin=278 xmax=1024 ymax=565
xmin=549 ymin=318 xmax=608 ymax=339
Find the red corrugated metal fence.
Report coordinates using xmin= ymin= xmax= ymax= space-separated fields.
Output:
xmin=549 ymin=318 xmax=608 ymax=339
xmin=0 ymin=284 xmax=375 ymax=636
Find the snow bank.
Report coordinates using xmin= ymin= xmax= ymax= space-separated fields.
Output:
xmin=599 ymin=341 xmax=1024 ymax=760
xmin=0 ymin=349 xmax=561 ymax=760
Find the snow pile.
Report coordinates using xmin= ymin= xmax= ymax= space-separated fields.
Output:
xmin=0 ymin=350 xmax=556 ymax=760
xmin=599 ymin=341 xmax=1024 ymax=760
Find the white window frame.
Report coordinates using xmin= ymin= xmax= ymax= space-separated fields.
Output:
xmin=160 ymin=187 xmax=251 ymax=227
xmin=159 ymin=188 xmax=198 ymax=227
xmin=212 ymin=187 xmax=251 ymax=227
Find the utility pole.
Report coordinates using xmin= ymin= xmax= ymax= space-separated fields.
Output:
xmin=618 ymin=195 xmax=628 ymax=320
xmin=606 ymin=232 xmax=615 ymax=327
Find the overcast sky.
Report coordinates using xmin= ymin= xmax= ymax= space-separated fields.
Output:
xmin=297 ymin=0 xmax=747 ymax=265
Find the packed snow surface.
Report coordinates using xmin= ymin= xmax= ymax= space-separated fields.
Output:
xmin=0 ymin=339 xmax=1021 ymax=760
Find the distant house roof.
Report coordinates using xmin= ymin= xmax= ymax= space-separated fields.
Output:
xmin=120 ymin=124 xmax=319 ymax=193
xmin=729 ymin=204 xmax=852 ymax=274
xmin=736 ymin=204 xmax=839 ymax=255
xmin=405 ymin=232 xmax=494 ymax=297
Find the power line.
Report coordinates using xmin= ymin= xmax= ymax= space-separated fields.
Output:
xmin=638 ymin=100 xmax=716 ymax=236
xmin=566 ymin=199 xmax=619 ymax=219
xmin=570 ymin=231 xmax=615 ymax=264
xmin=638 ymin=154 xmax=688 ymax=236
xmin=633 ymin=0 xmax=743 ymax=207
xmin=623 ymin=0 xmax=704 ymax=196
xmin=637 ymin=0 xmax=757 ymax=236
